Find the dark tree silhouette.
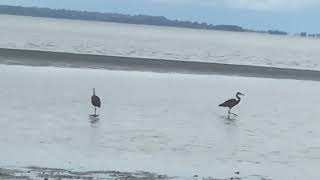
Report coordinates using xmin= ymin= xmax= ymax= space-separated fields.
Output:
xmin=0 ymin=5 xmax=288 ymax=35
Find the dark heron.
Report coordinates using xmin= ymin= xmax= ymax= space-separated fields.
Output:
xmin=91 ymin=88 xmax=101 ymax=116
xmin=219 ymin=92 xmax=245 ymax=117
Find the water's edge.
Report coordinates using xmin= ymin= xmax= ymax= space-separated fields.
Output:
xmin=0 ymin=166 xmax=266 ymax=180
xmin=0 ymin=48 xmax=320 ymax=81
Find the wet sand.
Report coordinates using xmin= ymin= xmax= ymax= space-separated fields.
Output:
xmin=0 ymin=166 xmax=255 ymax=180
xmin=1 ymin=48 xmax=320 ymax=81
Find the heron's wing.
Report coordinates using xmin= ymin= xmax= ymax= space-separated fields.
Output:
xmin=96 ymin=96 xmax=101 ymax=107
xmin=219 ymin=98 xmax=237 ymax=107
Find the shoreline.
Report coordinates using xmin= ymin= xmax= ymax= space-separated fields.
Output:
xmin=0 ymin=166 xmax=261 ymax=180
xmin=1 ymin=48 xmax=320 ymax=81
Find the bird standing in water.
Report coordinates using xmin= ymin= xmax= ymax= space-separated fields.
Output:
xmin=219 ymin=92 xmax=245 ymax=118
xmin=91 ymin=88 xmax=101 ymax=116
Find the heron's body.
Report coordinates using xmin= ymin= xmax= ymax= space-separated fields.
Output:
xmin=219 ymin=92 xmax=244 ymax=117
xmin=91 ymin=95 xmax=101 ymax=108
xmin=219 ymin=98 xmax=240 ymax=109
xmin=91 ymin=88 xmax=101 ymax=116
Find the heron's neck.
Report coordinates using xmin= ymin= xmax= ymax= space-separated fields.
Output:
xmin=93 ymin=89 xmax=95 ymax=95
xmin=236 ymin=94 xmax=241 ymax=102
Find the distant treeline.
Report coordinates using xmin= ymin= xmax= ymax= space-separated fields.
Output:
xmin=0 ymin=5 xmax=288 ymax=35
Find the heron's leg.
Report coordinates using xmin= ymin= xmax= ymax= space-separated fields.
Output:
xmin=227 ymin=109 xmax=231 ymax=119
xmin=94 ymin=108 xmax=97 ymax=116
xmin=230 ymin=112 xmax=238 ymax=116
xmin=229 ymin=108 xmax=238 ymax=116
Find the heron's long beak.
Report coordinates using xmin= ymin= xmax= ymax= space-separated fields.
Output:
xmin=241 ymin=93 xmax=245 ymax=96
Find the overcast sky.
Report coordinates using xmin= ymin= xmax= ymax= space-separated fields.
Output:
xmin=0 ymin=0 xmax=319 ymax=33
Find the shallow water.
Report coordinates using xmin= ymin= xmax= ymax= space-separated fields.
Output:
xmin=0 ymin=65 xmax=320 ymax=179
xmin=1 ymin=15 xmax=320 ymax=70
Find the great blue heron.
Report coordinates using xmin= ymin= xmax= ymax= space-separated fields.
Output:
xmin=219 ymin=92 xmax=245 ymax=117
xmin=91 ymin=88 xmax=101 ymax=116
